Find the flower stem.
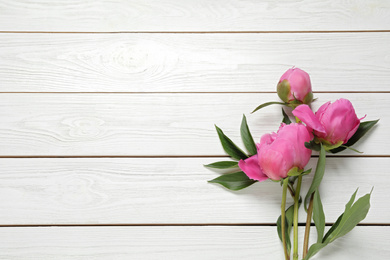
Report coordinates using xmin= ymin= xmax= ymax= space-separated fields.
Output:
xmin=281 ymin=178 xmax=290 ymax=260
xmin=293 ymin=175 xmax=302 ymax=260
xmin=302 ymin=193 xmax=314 ymax=259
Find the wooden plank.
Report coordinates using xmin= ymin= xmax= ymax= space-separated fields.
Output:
xmin=0 ymin=93 xmax=384 ymax=156
xmin=0 ymin=0 xmax=389 ymax=32
xmin=0 ymin=157 xmax=387 ymax=224
xmin=0 ymin=226 xmax=388 ymax=259
xmin=0 ymin=33 xmax=389 ymax=92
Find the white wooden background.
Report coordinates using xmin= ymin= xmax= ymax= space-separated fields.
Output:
xmin=0 ymin=1 xmax=389 ymax=259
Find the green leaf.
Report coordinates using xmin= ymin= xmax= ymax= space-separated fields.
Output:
xmin=345 ymin=188 xmax=359 ymax=212
xmin=304 ymin=242 xmax=327 ymax=260
xmin=204 ymin=161 xmax=239 ymax=169
xmin=251 ymin=101 xmax=287 ymax=114
xmin=322 ymin=213 xmax=344 ymax=243
xmin=240 ymin=115 xmax=257 ymax=155
xmin=313 ymin=191 xmax=325 ymax=243
xmin=305 ymin=189 xmax=373 ymax=259
xmin=325 ymin=190 xmax=372 ymax=243
xmin=305 ymin=140 xmax=321 ymax=151
xmin=277 ymin=204 xmax=294 ymax=253
xmin=208 ymin=171 xmax=256 ymax=190
xmin=304 ymin=144 xmax=326 ymax=211
xmin=215 ymin=125 xmax=248 ymax=160
xmin=330 ymin=120 xmax=379 ymax=153
xmin=282 ymin=108 xmax=292 ymax=124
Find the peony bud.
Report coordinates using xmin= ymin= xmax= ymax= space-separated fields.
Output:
xmin=277 ymin=68 xmax=313 ymax=107
xmin=239 ymin=123 xmax=312 ymax=181
xmin=292 ymin=99 xmax=364 ymax=150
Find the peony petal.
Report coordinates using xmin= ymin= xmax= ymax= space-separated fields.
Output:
xmin=238 ymin=155 xmax=268 ymax=182
xmin=320 ymin=99 xmax=360 ymax=144
xmin=315 ymin=101 xmax=331 ymax=122
xmin=276 ymin=123 xmax=312 ymax=169
xmin=345 ymin=121 xmax=360 ymax=143
xmin=287 ymin=68 xmax=312 ymax=101
xmin=292 ymin=105 xmax=326 ymax=134
xmin=259 ymin=149 xmax=288 ymax=181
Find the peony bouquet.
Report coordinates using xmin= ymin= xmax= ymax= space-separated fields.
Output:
xmin=205 ymin=68 xmax=378 ymax=260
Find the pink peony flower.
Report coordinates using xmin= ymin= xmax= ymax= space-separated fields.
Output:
xmin=239 ymin=123 xmax=313 ymax=181
xmin=277 ymin=67 xmax=313 ymax=105
xmin=292 ymin=99 xmax=364 ymax=148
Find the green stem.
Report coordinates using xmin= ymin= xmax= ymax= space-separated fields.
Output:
xmin=303 ymin=193 xmax=314 ymax=259
xmin=281 ymin=178 xmax=290 ymax=260
xmin=293 ymin=175 xmax=302 ymax=260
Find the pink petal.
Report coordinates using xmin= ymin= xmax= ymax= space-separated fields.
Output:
xmin=315 ymin=101 xmax=331 ymax=122
xmin=292 ymin=105 xmax=326 ymax=134
xmin=259 ymin=148 xmax=288 ymax=180
xmin=238 ymin=155 xmax=268 ymax=182
xmin=320 ymin=99 xmax=359 ymax=144
xmin=345 ymin=121 xmax=360 ymax=143
xmin=288 ymin=68 xmax=312 ymax=101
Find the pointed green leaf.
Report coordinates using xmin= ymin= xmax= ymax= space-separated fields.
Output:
xmin=251 ymin=101 xmax=286 ymax=114
xmin=282 ymin=108 xmax=292 ymax=124
xmin=313 ymin=191 xmax=325 ymax=243
xmin=204 ymin=161 xmax=239 ymax=169
xmin=330 ymin=120 xmax=379 ymax=153
xmin=304 ymin=242 xmax=327 ymax=260
xmin=215 ymin=125 xmax=248 ymax=160
xmin=240 ymin=115 xmax=257 ymax=155
xmin=306 ymin=190 xmax=373 ymax=259
xmin=345 ymin=188 xmax=359 ymax=211
xmin=277 ymin=204 xmax=293 ymax=253
xmin=325 ymin=190 xmax=372 ymax=243
xmin=304 ymin=144 xmax=326 ymax=211
xmin=208 ymin=171 xmax=256 ymax=190
xmin=322 ymin=213 xmax=344 ymax=243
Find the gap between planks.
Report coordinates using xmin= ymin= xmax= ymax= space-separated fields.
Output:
xmin=0 ymin=30 xmax=390 ymax=34
xmin=0 ymin=155 xmax=389 ymax=159
xmin=0 ymin=91 xmax=390 ymax=94
xmin=0 ymin=223 xmax=388 ymax=228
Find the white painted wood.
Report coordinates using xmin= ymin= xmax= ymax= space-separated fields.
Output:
xmin=0 ymin=157 xmax=387 ymax=224
xmin=0 ymin=226 xmax=388 ymax=259
xmin=0 ymin=0 xmax=387 ymax=258
xmin=0 ymin=0 xmax=389 ymax=32
xmin=0 ymin=93 xmax=383 ymax=156
xmin=1 ymin=33 xmax=389 ymax=92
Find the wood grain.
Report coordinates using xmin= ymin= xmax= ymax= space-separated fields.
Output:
xmin=0 ymin=0 xmax=389 ymax=32
xmin=0 ymin=93 xmax=383 ymax=156
xmin=0 ymin=33 xmax=389 ymax=92
xmin=0 ymin=157 xmax=387 ymax=224
xmin=0 ymin=226 xmax=388 ymax=259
